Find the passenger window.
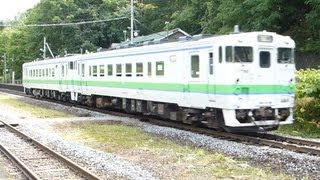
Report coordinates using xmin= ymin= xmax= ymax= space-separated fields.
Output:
xmin=191 ymin=55 xmax=200 ymax=78
xmin=136 ymin=63 xmax=143 ymax=77
xmin=100 ymin=65 xmax=105 ymax=77
xmin=62 ymin=65 xmax=65 ymax=77
xmin=81 ymin=64 xmax=85 ymax=77
xmin=116 ymin=64 xmax=122 ymax=77
xmin=156 ymin=61 xmax=164 ymax=76
xmin=126 ymin=63 xmax=132 ymax=77
xmin=52 ymin=68 xmax=55 ymax=77
xmin=226 ymin=46 xmax=232 ymax=62
xmin=219 ymin=47 xmax=222 ymax=63
xmin=69 ymin=61 xmax=74 ymax=70
xmin=89 ymin=66 xmax=92 ymax=76
xmin=260 ymin=51 xmax=271 ymax=68
xmin=46 ymin=69 xmax=48 ymax=77
xmin=108 ymin=64 xmax=113 ymax=76
xmin=93 ymin=65 xmax=98 ymax=77
xmin=209 ymin=52 xmax=213 ymax=75
xmin=148 ymin=62 xmax=152 ymax=76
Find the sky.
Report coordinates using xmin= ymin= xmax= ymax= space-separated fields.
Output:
xmin=0 ymin=0 xmax=40 ymax=21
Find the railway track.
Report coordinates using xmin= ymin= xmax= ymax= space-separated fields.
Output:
xmin=0 ymin=120 xmax=100 ymax=180
xmin=1 ymin=85 xmax=320 ymax=157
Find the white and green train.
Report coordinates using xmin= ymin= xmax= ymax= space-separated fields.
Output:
xmin=23 ymin=31 xmax=295 ymax=132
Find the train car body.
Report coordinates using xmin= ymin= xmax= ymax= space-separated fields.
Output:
xmin=23 ymin=31 xmax=296 ymax=132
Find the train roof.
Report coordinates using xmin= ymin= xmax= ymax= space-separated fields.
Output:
xmin=23 ymin=31 xmax=295 ymax=67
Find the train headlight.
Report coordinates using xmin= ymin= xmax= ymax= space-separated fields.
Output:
xmin=258 ymin=35 xmax=273 ymax=43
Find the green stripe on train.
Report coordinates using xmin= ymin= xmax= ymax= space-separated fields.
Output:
xmin=23 ymin=79 xmax=294 ymax=94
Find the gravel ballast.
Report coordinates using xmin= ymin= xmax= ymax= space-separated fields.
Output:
xmin=0 ymin=92 xmax=319 ymax=179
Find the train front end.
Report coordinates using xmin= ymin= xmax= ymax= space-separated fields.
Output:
xmin=215 ymin=32 xmax=296 ymax=132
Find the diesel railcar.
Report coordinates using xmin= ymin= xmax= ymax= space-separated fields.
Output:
xmin=23 ymin=31 xmax=296 ymax=132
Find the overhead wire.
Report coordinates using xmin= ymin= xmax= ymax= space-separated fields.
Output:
xmin=0 ymin=16 xmax=128 ymax=28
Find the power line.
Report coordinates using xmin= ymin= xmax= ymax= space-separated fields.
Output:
xmin=0 ymin=16 xmax=128 ymax=28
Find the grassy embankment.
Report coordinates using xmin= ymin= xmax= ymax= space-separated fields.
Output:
xmin=0 ymin=94 xmax=72 ymax=118
xmin=58 ymin=121 xmax=291 ymax=179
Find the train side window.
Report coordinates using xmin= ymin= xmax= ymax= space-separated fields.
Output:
xmin=78 ymin=63 xmax=80 ymax=75
xmin=93 ymin=65 xmax=98 ymax=77
xmin=116 ymin=64 xmax=122 ymax=77
xmin=52 ymin=68 xmax=55 ymax=77
xmin=260 ymin=51 xmax=271 ymax=68
xmin=191 ymin=55 xmax=200 ymax=78
xmin=108 ymin=64 xmax=113 ymax=76
xmin=46 ymin=69 xmax=48 ymax=77
xmin=62 ymin=65 xmax=65 ymax=77
xmin=136 ymin=63 xmax=143 ymax=77
xmin=148 ymin=62 xmax=152 ymax=76
xmin=156 ymin=61 xmax=164 ymax=76
xmin=219 ymin=46 xmax=222 ymax=63
xmin=69 ymin=61 xmax=74 ymax=70
xmin=100 ymin=65 xmax=105 ymax=77
xmin=209 ymin=52 xmax=213 ymax=75
xmin=126 ymin=63 xmax=132 ymax=77
xmin=89 ymin=66 xmax=92 ymax=76
xmin=226 ymin=46 xmax=232 ymax=62
xmin=81 ymin=64 xmax=85 ymax=77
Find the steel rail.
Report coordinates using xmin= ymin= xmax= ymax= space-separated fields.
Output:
xmin=0 ymin=144 xmax=40 ymax=180
xmin=0 ymin=120 xmax=101 ymax=180
xmin=254 ymin=133 xmax=320 ymax=148
xmin=145 ymin=118 xmax=320 ymax=156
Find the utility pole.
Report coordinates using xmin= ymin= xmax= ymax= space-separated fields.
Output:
xmin=43 ymin=37 xmax=47 ymax=59
xmin=130 ymin=0 xmax=134 ymax=44
xmin=2 ymin=53 xmax=6 ymax=83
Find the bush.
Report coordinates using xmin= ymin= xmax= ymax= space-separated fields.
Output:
xmin=295 ymin=68 xmax=320 ymax=98
xmin=294 ymin=97 xmax=320 ymax=124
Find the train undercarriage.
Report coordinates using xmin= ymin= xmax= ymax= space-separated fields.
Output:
xmin=25 ymin=88 xmax=289 ymax=133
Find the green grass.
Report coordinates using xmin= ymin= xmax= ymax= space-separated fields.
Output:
xmin=59 ymin=122 xmax=291 ymax=179
xmin=0 ymin=95 xmax=72 ymax=118
xmin=277 ymin=121 xmax=320 ymax=138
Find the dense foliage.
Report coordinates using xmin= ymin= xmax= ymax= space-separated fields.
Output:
xmin=0 ymin=0 xmax=320 ymax=79
xmin=284 ymin=69 xmax=320 ymax=137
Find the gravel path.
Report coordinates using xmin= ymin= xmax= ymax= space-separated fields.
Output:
xmin=0 ymin=92 xmax=320 ymax=179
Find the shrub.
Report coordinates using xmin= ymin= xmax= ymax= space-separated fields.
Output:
xmin=295 ymin=68 xmax=320 ymax=98
xmin=294 ymin=97 xmax=320 ymax=124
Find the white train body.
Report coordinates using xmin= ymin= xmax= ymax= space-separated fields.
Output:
xmin=23 ymin=31 xmax=295 ymax=132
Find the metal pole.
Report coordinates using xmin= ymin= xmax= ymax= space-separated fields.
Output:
xmin=43 ymin=37 xmax=46 ymax=59
xmin=12 ymin=71 xmax=15 ymax=84
xmin=3 ymin=53 xmax=6 ymax=83
xmin=130 ymin=0 xmax=134 ymax=44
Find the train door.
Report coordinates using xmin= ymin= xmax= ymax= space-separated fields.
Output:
xmin=207 ymin=50 xmax=215 ymax=101
xmin=184 ymin=52 xmax=201 ymax=104
xmin=79 ymin=62 xmax=87 ymax=94
xmin=258 ymin=48 xmax=276 ymax=91
xmin=60 ymin=63 xmax=67 ymax=92
xmin=68 ymin=60 xmax=78 ymax=101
